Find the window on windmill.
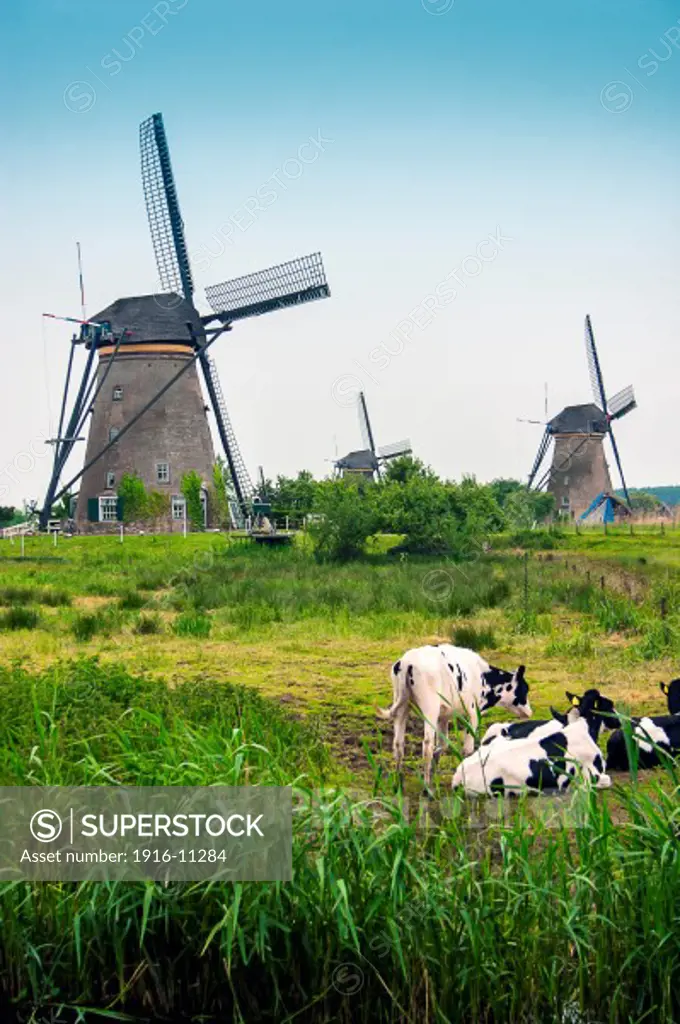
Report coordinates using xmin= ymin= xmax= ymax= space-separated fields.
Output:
xmin=109 ymin=427 xmax=120 ymax=443
xmin=156 ymin=462 xmax=170 ymax=484
xmin=561 ymin=496 xmax=570 ymax=507
xmin=106 ymin=471 xmax=115 ymax=489
xmin=99 ymin=496 xmax=118 ymax=522
xmin=112 ymin=386 xmax=123 ymax=401
xmin=564 ymin=475 xmax=569 ymax=486
xmin=171 ymin=496 xmax=186 ymax=520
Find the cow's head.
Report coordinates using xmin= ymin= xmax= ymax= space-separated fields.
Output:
xmin=660 ymin=679 xmax=680 ymax=715
xmin=566 ymin=689 xmax=619 ymax=730
xmin=481 ymin=664 xmax=532 ymax=718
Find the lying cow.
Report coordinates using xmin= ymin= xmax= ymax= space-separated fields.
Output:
xmin=481 ymin=689 xmax=618 ymax=747
xmin=453 ymin=712 xmax=611 ymax=796
xmin=606 ymin=679 xmax=680 ymax=772
xmin=376 ymin=644 xmax=532 ymax=788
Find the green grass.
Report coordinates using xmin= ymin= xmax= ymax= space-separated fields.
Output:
xmin=0 ymin=661 xmax=679 ymax=1021
xmin=0 ymin=606 xmax=40 ymax=631
xmin=0 ymin=532 xmax=679 ymax=1019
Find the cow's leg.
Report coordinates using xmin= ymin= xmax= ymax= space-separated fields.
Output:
xmin=433 ymin=714 xmax=450 ymax=773
xmin=392 ymin=705 xmax=408 ymax=778
xmin=462 ymin=701 xmax=479 ymax=757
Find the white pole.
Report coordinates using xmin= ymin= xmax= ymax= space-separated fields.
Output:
xmin=285 ymin=515 xmax=289 ymax=532
xmin=21 ymin=534 xmax=25 ymax=557
xmin=120 ymin=523 xmax=124 ymax=543
xmin=183 ymin=504 xmax=187 ymax=538
xmin=53 ymin=529 xmax=57 ymax=548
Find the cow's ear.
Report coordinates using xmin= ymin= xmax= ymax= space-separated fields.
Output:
xmin=566 ymin=691 xmax=580 ymax=707
xmin=516 ymin=665 xmax=525 ymax=680
xmin=660 ymin=681 xmax=669 ymax=695
xmin=550 ymin=706 xmax=568 ymax=725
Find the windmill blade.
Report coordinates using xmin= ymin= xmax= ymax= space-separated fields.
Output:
xmin=608 ymin=425 xmax=631 ymax=506
xmin=204 ymin=252 xmax=329 ymax=323
xmin=377 ymin=440 xmax=412 ymax=460
xmin=140 ymin=113 xmax=194 ymax=300
xmin=607 ymin=384 xmax=637 ymax=421
xmin=584 ymin=315 xmax=609 ymax=413
xmin=357 ymin=392 xmax=376 ymax=453
xmin=527 ymin=427 xmax=551 ymax=489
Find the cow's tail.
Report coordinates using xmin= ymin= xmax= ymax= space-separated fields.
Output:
xmin=376 ymin=659 xmax=412 ymax=720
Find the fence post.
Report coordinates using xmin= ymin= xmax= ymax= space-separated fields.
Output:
xmin=600 ymin=575 xmax=605 ymax=591
xmin=21 ymin=534 xmax=25 ymax=558
xmin=523 ymin=551 xmax=529 ymax=623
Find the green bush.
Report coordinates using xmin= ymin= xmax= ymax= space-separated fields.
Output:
xmin=71 ymin=613 xmax=101 ymax=642
xmin=309 ymin=479 xmax=379 ymax=561
xmin=452 ymin=622 xmax=496 ymax=650
xmin=134 ymin=612 xmax=163 ymax=635
xmin=118 ymin=590 xmax=146 ymax=610
xmin=173 ymin=611 xmax=212 ymax=637
xmin=0 ymin=606 xmax=40 ymax=630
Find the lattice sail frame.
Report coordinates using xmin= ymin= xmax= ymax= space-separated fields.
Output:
xmin=205 ymin=253 xmax=329 ymax=322
xmin=140 ymin=113 xmax=194 ymax=300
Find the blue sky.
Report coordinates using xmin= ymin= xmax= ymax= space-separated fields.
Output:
xmin=1 ymin=0 xmax=678 ymax=506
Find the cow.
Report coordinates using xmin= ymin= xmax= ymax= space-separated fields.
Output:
xmin=480 ymin=689 xmax=618 ymax=747
xmin=376 ymin=644 xmax=532 ymax=788
xmin=452 ymin=713 xmax=611 ymax=796
xmin=606 ymin=679 xmax=680 ymax=771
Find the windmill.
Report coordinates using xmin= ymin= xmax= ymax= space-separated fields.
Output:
xmin=40 ymin=113 xmax=330 ymax=531
xmin=526 ymin=316 xmax=636 ymax=519
xmin=334 ymin=391 xmax=412 ymax=480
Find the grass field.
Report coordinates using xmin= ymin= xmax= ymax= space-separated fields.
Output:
xmin=0 ymin=528 xmax=679 ymax=1021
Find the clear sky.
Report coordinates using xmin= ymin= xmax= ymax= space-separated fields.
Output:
xmin=1 ymin=0 xmax=678 ymax=507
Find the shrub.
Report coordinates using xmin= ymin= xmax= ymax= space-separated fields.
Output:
xmin=181 ymin=470 xmax=205 ymax=531
xmin=309 ymin=480 xmax=379 ymax=562
xmin=0 ymin=607 xmax=40 ymax=630
xmin=134 ymin=613 xmax=163 ymax=635
xmin=71 ymin=613 xmax=101 ymax=642
xmin=452 ymin=622 xmax=496 ymax=650
xmin=118 ymin=590 xmax=146 ymax=610
xmin=173 ymin=612 xmax=212 ymax=638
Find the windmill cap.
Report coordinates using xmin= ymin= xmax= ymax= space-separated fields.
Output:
xmin=89 ymin=293 xmax=203 ymax=346
xmin=548 ymin=403 xmax=608 ymax=435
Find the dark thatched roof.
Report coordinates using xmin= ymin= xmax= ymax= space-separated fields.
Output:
xmin=548 ymin=403 xmax=608 ymax=435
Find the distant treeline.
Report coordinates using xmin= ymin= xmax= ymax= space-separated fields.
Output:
xmin=615 ymin=487 xmax=680 ymax=508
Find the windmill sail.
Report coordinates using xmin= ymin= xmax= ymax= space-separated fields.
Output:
xmin=205 ymin=253 xmax=329 ymax=323
xmin=584 ymin=315 xmax=608 ymax=413
xmin=140 ymin=113 xmax=193 ymax=300
xmin=357 ymin=392 xmax=375 ymax=453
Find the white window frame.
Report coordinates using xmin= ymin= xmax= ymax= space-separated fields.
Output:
xmin=561 ymin=495 xmax=570 ymax=507
xmin=106 ymin=471 xmax=115 ymax=489
xmin=109 ymin=426 xmax=120 ymax=442
xmin=99 ymin=496 xmax=118 ymax=522
xmin=112 ymin=386 xmax=123 ymax=401
xmin=171 ymin=495 xmax=186 ymax=521
xmin=156 ymin=461 xmax=170 ymax=484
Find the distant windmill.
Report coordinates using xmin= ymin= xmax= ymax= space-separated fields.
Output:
xmin=334 ymin=391 xmax=412 ymax=480
xmin=40 ymin=112 xmax=330 ymax=531
xmin=526 ymin=316 xmax=637 ymax=518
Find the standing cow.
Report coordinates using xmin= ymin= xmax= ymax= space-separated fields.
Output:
xmin=376 ymin=644 xmax=532 ymax=788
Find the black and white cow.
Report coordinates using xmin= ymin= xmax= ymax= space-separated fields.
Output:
xmin=606 ymin=679 xmax=680 ymax=772
xmin=376 ymin=644 xmax=532 ymax=787
xmin=452 ymin=715 xmax=611 ymax=795
xmin=480 ymin=689 xmax=619 ymax=747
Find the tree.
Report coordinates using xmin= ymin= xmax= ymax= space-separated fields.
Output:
xmin=309 ymin=479 xmax=379 ymax=561
xmin=181 ymin=471 xmax=205 ymax=530
xmin=382 ymin=455 xmax=434 ymax=485
xmin=629 ymin=491 xmax=665 ymax=513
xmin=268 ymin=471 xmax=318 ymax=522
xmin=117 ymin=473 xmax=148 ymax=524
xmin=0 ymin=506 xmax=16 ymax=525
xmin=146 ymin=490 xmax=169 ymax=527
xmin=210 ymin=458 xmax=232 ymax=529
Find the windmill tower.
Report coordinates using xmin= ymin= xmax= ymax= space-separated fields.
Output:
xmin=527 ymin=316 xmax=636 ymax=519
xmin=40 ymin=113 xmax=330 ymax=531
xmin=334 ymin=391 xmax=412 ymax=480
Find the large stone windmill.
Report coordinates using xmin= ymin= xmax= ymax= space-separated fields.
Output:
xmin=527 ymin=316 xmax=637 ymax=519
xmin=40 ymin=113 xmax=330 ymax=531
